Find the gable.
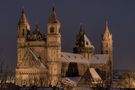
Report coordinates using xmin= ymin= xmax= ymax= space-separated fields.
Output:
xmin=78 ymin=68 xmax=102 ymax=87
xmin=78 ymin=68 xmax=93 ymax=86
xmin=18 ymin=47 xmax=48 ymax=70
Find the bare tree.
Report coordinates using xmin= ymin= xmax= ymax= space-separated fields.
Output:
xmin=0 ymin=49 xmax=15 ymax=89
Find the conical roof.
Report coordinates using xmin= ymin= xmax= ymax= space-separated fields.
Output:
xmin=18 ymin=8 xmax=30 ymax=30
xmin=102 ymin=21 xmax=112 ymax=40
xmin=84 ymin=34 xmax=93 ymax=48
xmin=75 ymin=25 xmax=94 ymax=48
xmin=18 ymin=8 xmax=29 ymax=25
xmin=104 ymin=21 xmax=111 ymax=35
xmin=48 ymin=6 xmax=59 ymax=23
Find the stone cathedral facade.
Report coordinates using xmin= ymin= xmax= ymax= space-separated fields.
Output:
xmin=16 ymin=7 xmax=113 ymax=88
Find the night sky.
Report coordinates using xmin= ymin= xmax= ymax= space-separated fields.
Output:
xmin=0 ymin=0 xmax=135 ymax=70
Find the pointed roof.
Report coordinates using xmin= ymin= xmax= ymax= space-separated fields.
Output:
xmin=18 ymin=8 xmax=30 ymax=31
xmin=84 ymin=34 xmax=94 ymax=48
xmin=78 ymin=68 xmax=102 ymax=86
xmin=48 ymin=6 xmax=59 ymax=23
xmin=29 ymin=24 xmax=46 ymax=41
xmin=75 ymin=24 xmax=94 ymax=48
xmin=18 ymin=8 xmax=29 ymax=25
xmin=32 ymin=24 xmax=40 ymax=33
xmin=104 ymin=21 xmax=110 ymax=35
xmin=79 ymin=23 xmax=84 ymax=32
xmin=102 ymin=21 xmax=112 ymax=40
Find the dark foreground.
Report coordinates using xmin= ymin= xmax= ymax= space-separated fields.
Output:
xmin=0 ymin=83 xmax=135 ymax=90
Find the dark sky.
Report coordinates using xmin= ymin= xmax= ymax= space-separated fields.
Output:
xmin=0 ymin=0 xmax=135 ymax=70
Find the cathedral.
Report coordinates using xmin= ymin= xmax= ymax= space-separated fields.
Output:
xmin=16 ymin=6 xmax=113 ymax=88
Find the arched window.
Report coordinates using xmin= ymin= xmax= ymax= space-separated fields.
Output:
xmin=50 ymin=27 xmax=54 ymax=33
xmin=86 ymin=41 xmax=89 ymax=45
xmin=66 ymin=63 xmax=79 ymax=77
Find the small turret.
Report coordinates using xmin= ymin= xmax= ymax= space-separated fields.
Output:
xmin=18 ymin=9 xmax=29 ymax=26
xmin=17 ymin=8 xmax=30 ymax=38
xmin=48 ymin=6 xmax=59 ymax=23
xmin=73 ymin=24 xmax=95 ymax=59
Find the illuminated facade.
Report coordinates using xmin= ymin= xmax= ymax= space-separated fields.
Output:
xmin=16 ymin=7 xmax=113 ymax=88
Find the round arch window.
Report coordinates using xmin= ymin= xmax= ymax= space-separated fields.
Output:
xmin=50 ymin=27 xmax=54 ymax=33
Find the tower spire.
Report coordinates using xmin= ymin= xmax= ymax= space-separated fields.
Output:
xmin=21 ymin=7 xmax=25 ymax=14
xmin=48 ymin=6 xmax=59 ymax=23
xmin=101 ymin=21 xmax=112 ymax=54
xmin=102 ymin=21 xmax=112 ymax=40
xmin=73 ymin=24 xmax=95 ymax=59
xmin=18 ymin=8 xmax=29 ymax=26
xmin=104 ymin=21 xmax=110 ymax=35
xmin=101 ymin=21 xmax=113 ymax=85
xmin=80 ymin=23 xmax=84 ymax=32
xmin=17 ymin=7 xmax=30 ymax=38
xmin=47 ymin=6 xmax=61 ymax=86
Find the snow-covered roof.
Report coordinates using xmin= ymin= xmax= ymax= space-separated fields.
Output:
xmin=84 ymin=34 xmax=94 ymax=48
xmin=61 ymin=77 xmax=77 ymax=87
xmin=67 ymin=77 xmax=81 ymax=83
xmin=89 ymin=68 xmax=102 ymax=83
xmin=61 ymin=77 xmax=81 ymax=87
xmin=90 ymin=54 xmax=109 ymax=64
xmin=60 ymin=52 xmax=89 ymax=64
xmin=60 ymin=52 xmax=109 ymax=65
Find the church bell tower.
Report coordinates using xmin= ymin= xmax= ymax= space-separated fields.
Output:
xmin=17 ymin=8 xmax=30 ymax=67
xmin=16 ymin=8 xmax=30 ymax=85
xmin=101 ymin=21 xmax=113 ymax=85
xmin=47 ymin=6 xmax=61 ymax=86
